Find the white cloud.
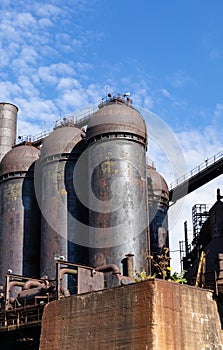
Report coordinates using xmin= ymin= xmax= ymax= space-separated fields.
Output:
xmin=0 ymin=81 xmax=22 ymax=100
xmin=11 ymin=46 xmax=39 ymax=75
xmin=75 ymin=62 xmax=92 ymax=73
xmin=61 ymin=89 xmax=89 ymax=110
xmin=0 ymin=20 xmax=22 ymax=43
xmin=55 ymin=80 xmax=103 ymax=113
xmin=161 ymin=88 xmax=172 ymax=99
xmin=34 ymin=4 xmax=61 ymax=18
xmin=133 ymin=89 xmax=154 ymax=109
xmin=16 ymin=12 xmax=37 ymax=29
xmin=56 ymin=78 xmax=78 ymax=91
xmin=168 ymin=70 xmax=192 ymax=88
xmin=16 ymin=97 xmax=58 ymax=129
xmin=0 ymin=48 xmax=10 ymax=66
xmin=38 ymin=18 xmax=54 ymax=28
xmin=17 ymin=120 xmax=44 ymax=141
xmin=215 ymin=103 xmax=223 ymax=117
xmin=17 ymin=76 xmax=40 ymax=97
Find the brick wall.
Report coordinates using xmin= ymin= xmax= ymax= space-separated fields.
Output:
xmin=39 ymin=279 xmax=223 ymax=350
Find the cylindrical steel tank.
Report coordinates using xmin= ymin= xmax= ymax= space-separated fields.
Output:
xmin=0 ymin=145 xmax=40 ymax=289
xmin=146 ymin=164 xmax=169 ymax=258
xmin=38 ymin=126 xmax=86 ymax=282
xmin=0 ymin=103 xmax=18 ymax=162
xmin=84 ymin=98 xmax=149 ymax=275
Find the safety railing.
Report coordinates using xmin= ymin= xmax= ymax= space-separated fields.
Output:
xmin=15 ymin=106 xmax=98 ymax=146
xmin=0 ymin=304 xmax=45 ymax=331
xmin=169 ymin=150 xmax=223 ymax=190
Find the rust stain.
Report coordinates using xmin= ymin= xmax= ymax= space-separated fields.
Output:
xmin=39 ymin=280 xmax=223 ymax=350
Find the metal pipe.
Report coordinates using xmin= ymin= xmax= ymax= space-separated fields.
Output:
xmin=23 ymin=280 xmax=48 ymax=290
xmin=126 ymin=254 xmax=134 ymax=278
xmin=0 ymin=102 xmax=18 ymax=162
xmin=5 ymin=281 xmax=26 ymax=309
xmin=121 ymin=254 xmax=134 ymax=277
xmin=59 ymin=268 xmax=78 ymax=280
xmin=9 ymin=281 xmax=25 ymax=291
xmin=95 ymin=264 xmax=120 ymax=274
xmin=17 ymin=286 xmax=47 ymax=301
xmin=59 ymin=268 xmax=78 ymax=297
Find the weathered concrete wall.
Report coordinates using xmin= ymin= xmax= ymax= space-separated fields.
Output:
xmin=153 ymin=280 xmax=223 ymax=349
xmin=39 ymin=279 xmax=223 ymax=350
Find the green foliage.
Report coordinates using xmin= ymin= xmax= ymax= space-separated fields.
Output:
xmin=136 ymin=247 xmax=187 ymax=284
xmin=147 ymin=247 xmax=171 ymax=280
xmin=167 ymin=270 xmax=187 ymax=284
xmin=135 ymin=269 xmax=187 ymax=284
xmin=135 ymin=270 xmax=156 ymax=282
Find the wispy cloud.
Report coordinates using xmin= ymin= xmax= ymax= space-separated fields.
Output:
xmin=0 ymin=0 xmax=101 ymax=133
xmin=168 ymin=70 xmax=192 ymax=88
xmin=1 ymin=0 xmax=223 ymax=273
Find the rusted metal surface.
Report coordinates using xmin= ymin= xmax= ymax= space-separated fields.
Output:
xmin=147 ymin=165 xmax=169 ymax=260
xmin=104 ymin=272 xmax=135 ymax=288
xmin=38 ymin=126 xmax=87 ymax=282
xmin=77 ymin=267 xmax=104 ymax=294
xmin=4 ymin=274 xmax=52 ymax=310
xmin=85 ymin=101 xmax=149 ymax=275
xmin=0 ymin=305 xmax=44 ymax=332
xmin=86 ymin=101 xmax=147 ymax=146
xmin=121 ymin=253 xmax=135 ymax=277
xmin=146 ymin=164 xmax=169 ymax=206
xmin=0 ymin=145 xmax=41 ymax=291
xmin=95 ymin=264 xmax=120 ymax=274
xmin=39 ymin=279 xmax=223 ymax=350
xmin=55 ymin=260 xmax=104 ymax=298
xmin=0 ymin=103 xmax=18 ymax=162
xmin=0 ymin=144 xmax=40 ymax=176
xmin=39 ymin=125 xmax=85 ymax=160
xmin=17 ymin=286 xmax=48 ymax=301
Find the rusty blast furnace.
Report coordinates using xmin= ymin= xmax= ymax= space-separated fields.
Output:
xmin=0 ymin=145 xmax=41 ymax=292
xmin=85 ymin=101 xmax=149 ymax=274
xmin=1 ymin=99 xmax=223 ymax=350
xmin=38 ymin=125 xmax=87 ymax=282
xmin=0 ymin=97 xmax=169 ymax=295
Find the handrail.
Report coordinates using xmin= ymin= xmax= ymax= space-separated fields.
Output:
xmin=15 ymin=106 xmax=98 ymax=146
xmin=169 ymin=150 xmax=223 ymax=190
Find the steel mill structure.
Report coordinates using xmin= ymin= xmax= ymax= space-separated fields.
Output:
xmin=0 ymin=96 xmax=169 ymax=305
xmin=0 ymin=96 xmax=223 ymax=349
xmin=181 ymin=189 xmax=223 ymax=290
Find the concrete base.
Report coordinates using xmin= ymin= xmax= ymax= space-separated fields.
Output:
xmin=40 ymin=279 xmax=223 ymax=350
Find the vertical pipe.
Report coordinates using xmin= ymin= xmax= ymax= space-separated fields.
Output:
xmin=0 ymin=103 xmax=18 ymax=162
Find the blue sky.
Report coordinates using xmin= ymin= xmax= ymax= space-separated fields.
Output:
xmin=1 ymin=0 xmax=223 ymax=270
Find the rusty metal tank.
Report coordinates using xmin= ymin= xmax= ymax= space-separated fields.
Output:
xmin=0 ymin=145 xmax=40 ymax=288
xmin=38 ymin=125 xmax=86 ymax=282
xmin=0 ymin=103 xmax=18 ymax=162
xmin=84 ymin=97 xmax=149 ymax=275
xmin=146 ymin=164 xmax=169 ymax=258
